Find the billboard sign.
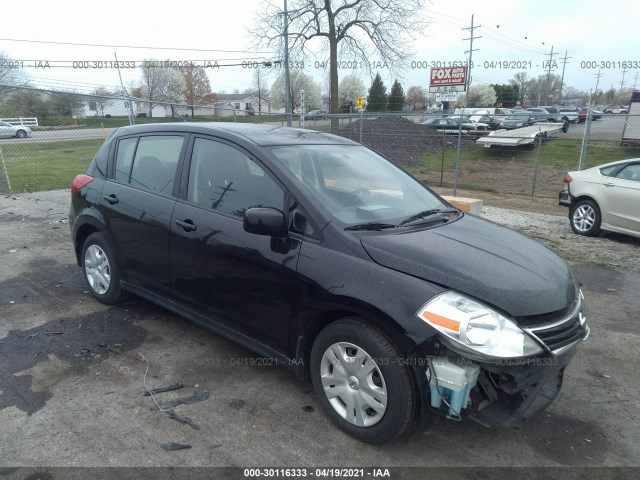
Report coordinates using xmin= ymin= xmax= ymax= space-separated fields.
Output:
xmin=430 ymin=66 xmax=467 ymax=86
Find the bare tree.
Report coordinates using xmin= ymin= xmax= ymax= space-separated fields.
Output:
xmin=0 ymin=51 xmax=29 ymax=97
xmin=89 ymin=87 xmax=114 ymax=117
xmin=251 ymin=0 xmax=427 ymax=129
xmin=406 ymin=85 xmax=427 ymax=111
xmin=252 ymin=68 xmax=271 ymax=114
xmin=177 ymin=64 xmax=213 ymax=117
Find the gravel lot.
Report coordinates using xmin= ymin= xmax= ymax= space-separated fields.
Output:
xmin=1 ymin=190 xmax=639 ymax=474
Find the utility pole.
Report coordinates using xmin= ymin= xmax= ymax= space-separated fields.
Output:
xmin=284 ymin=0 xmax=292 ymax=126
xmin=462 ymin=15 xmax=480 ymax=108
xmin=558 ymin=51 xmax=571 ymax=105
xmin=593 ymin=69 xmax=603 ymax=105
xmin=543 ymin=46 xmax=557 ymax=106
xmin=620 ymin=69 xmax=628 ymax=97
xmin=453 ymin=14 xmax=481 ymax=196
xmin=633 ymin=72 xmax=638 ymax=90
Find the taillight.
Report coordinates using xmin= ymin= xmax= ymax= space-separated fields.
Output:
xmin=71 ymin=174 xmax=94 ymax=194
xmin=563 ymin=175 xmax=572 ymax=184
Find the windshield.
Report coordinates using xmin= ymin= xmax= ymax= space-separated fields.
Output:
xmin=268 ymin=145 xmax=446 ymax=225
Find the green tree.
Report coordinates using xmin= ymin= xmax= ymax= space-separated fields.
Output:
xmin=367 ymin=73 xmax=387 ymax=112
xmin=492 ymin=84 xmax=520 ymax=108
xmin=387 ymin=79 xmax=405 ymax=112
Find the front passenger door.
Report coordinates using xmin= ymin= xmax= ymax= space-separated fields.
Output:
xmin=169 ymin=137 xmax=299 ymax=353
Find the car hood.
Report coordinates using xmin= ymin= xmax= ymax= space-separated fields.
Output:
xmin=360 ymin=215 xmax=576 ymax=319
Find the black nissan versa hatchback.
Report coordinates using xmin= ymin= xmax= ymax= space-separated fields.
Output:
xmin=69 ymin=123 xmax=589 ymax=443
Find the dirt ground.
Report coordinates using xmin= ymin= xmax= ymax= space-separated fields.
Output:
xmin=0 ymin=190 xmax=639 ymax=475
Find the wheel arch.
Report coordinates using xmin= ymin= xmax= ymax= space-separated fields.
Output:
xmin=570 ymin=193 xmax=600 ymax=212
xmin=73 ymin=218 xmax=104 ymax=265
xmin=292 ymin=298 xmax=429 ymax=380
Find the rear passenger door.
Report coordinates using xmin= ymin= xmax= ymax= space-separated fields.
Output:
xmin=599 ymin=162 xmax=640 ymax=232
xmin=169 ymin=136 xmax=299 ymax=353
xmin=102 ymin=133 xmax=187 ymax=293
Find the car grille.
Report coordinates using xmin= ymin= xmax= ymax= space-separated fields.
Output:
xmin=524 ymin=294 xmax=589 ymax=355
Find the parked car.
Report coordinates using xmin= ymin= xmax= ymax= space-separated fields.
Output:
xmin=559 ymin=158 xmax=640 ymax=238
xmin=498 ymin=113 xmax=537 ymax=129
xmin=558 ymin=108 xmax=582 ymax=124
xmin=469 ymin=114 xmax=502 ymax=130
xmin=304 ymin=109 xmax=328 ymax=121
xmin=539 ymin=106 xmax=579 ymax=124
xmin=604 ymin=106 xmax=628 ymax=114
xmin=422 ymin=116 xmax=488 ymax=132
xmin=0 ymin=120 xmax=32 ymax=139
xmin=70 ymin=123 xmax=589 ymax=443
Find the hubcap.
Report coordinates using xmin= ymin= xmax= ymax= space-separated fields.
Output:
xmin=319 ymin=342 xmax=388 ymax=427
xmin=573 ymin=205 xmax=595 ymax=232
xmin=84 ymin=244 xmax=111 ymax=295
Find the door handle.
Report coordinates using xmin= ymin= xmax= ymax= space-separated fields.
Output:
xmin=103 ymin=194 xmax=119 ymax=204
xmin=603 ymin=183 xmax=615 ymax=188
xmin=176 ymin=219 xmax=197 ymax=232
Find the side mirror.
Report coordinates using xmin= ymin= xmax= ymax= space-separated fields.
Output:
xmin=243 ymin=207 xmax=287 ymax=237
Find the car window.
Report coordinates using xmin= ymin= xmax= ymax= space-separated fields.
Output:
xmin=615 ymin=164 xmax=640 ymax=182
xmin=269 ymin=144 xmax=444 ymax=224
xmin=187 ymin=138 xmax=284 ymax=217
xmin=600 ymin=165 xmax=619 ymax=177
xmin=115 ymin=135 xmax=184 ymax=195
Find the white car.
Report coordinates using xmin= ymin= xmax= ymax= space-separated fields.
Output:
xmin=0 ymin=121 xmax=32 ymax=139
xmin=604 ymin=106 xmax=628 ymax=114
xmin=559 ymin=159 xmax=640 ymax=239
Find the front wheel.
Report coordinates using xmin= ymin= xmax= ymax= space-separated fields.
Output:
xmin=570 ymin=199 xmax=601 ymax=236
xmin=310 ymin=318 xmax=417 ymax=443
xmin=16 ymin=130 xmax=27 ymax=138
xmin=81 ymin=232 xmax=125 ymax=304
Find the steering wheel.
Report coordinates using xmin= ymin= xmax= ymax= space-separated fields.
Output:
xmin=343 ymin=187 xmax=370 ymax=206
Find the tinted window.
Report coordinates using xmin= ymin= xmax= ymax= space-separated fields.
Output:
xmin=115 ymin=136 xmax=184 ymax=194
xmin=615 ymin=164 xmax=640 ymax=182
xmin=187 ymin=138 xmax=284 ymax=217
xmin=600 ymin=165 xmax=619 ymax=177
xmin=270 ymin=145 xmax=444 ymax=224
xmin=115 ymin=138 xmax=137 ymax=183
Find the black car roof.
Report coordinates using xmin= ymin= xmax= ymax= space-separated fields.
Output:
xmin=111 ymin=122 xmax=358 ymax=147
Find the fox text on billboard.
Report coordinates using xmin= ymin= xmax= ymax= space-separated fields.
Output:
xmin=430 ymin=66 xmax=467 ymax=86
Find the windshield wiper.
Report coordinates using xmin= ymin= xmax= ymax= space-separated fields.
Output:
xmin=398 ymin=208 xmax=459 ymax=226
xmin=344 ymin=222 xmax=398 ymax=231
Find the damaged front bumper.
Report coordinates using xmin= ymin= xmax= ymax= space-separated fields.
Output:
xmin=420 ymin=347 xmax=577 ymax=428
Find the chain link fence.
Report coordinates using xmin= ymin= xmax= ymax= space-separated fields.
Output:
xmin=1 ymin=87 xmax=638 ymax=215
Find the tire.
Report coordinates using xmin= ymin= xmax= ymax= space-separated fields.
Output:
xmin=16 ymin=130 xmax=27 ymax=138
xmin=81 ymin=232 xmax=125 ymax=304
xmin=570 ymin=199 xmax=601 ymax=237
xmin=310 ymin=318 xmax=417 ymax=444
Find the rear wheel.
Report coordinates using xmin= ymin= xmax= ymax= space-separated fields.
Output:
xmin=310 ymin=318 xmax=417 ymax=443
xmin=570 ymin=199 xmax=601 ymax=236
xmin=81 ymin=232 xmax=125 ymax=304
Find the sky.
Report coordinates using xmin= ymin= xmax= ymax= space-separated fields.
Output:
xmin=1 ymin=0 xmax=638 ymax=100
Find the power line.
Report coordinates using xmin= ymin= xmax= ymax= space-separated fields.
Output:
xmin=0 ymin=37 xmax=276 ymax=55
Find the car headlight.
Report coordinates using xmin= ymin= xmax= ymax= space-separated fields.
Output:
xmin=417 ymin=291 xmax=543 ymax=359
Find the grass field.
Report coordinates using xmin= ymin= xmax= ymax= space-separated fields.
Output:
xmin=1 ymin=139 xmax=103 ymax=192
xmin=405 ymin=138 xmax=638 ymax=196
xmin=1 ymin=135 xmax=637 ymax=195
